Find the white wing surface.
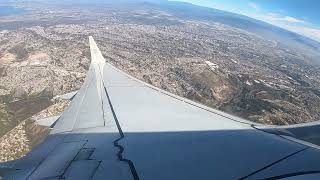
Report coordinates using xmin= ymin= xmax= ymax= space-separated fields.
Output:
xmin=1 ymin=37 xmax=320 ymax=180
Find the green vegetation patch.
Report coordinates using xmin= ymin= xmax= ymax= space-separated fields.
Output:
xmin=8 ymin=44 xmax=28 ymax=61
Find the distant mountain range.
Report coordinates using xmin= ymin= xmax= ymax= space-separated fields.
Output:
xmin=4 ymin=0 xmax=320 ymax=58
xmin=142 ymin=0 xmax=320 ymax=52
xmin=17 ymin=0 xmax=319 ymax=60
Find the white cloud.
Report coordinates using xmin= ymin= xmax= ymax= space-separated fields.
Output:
xmin=261 ymin=13 xmax=305 ymax=24
xmin=283 ymin=16 xmax=305 ymax=23
xmin=248 ymin=12 xmax=320 ymax=41
xmin=248 ymin=2 xmax=259 ymax=10
xmin=286 ymin=26 xmax=320 ymax=41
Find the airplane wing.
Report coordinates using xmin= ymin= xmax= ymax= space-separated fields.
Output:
xmin=1 ymin=37 xmax=320 ymax=180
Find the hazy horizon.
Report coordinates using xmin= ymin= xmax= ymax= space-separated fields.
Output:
xmin=173 ymin=0 xmax=320 ymax=42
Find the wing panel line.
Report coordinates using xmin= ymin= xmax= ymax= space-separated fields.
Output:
xmin=102 ymin=81 xmax=140 ymax=180
xmin=239 ymin=147 xmax=308 ymax=180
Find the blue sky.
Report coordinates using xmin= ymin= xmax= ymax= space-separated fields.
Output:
xmin=173 ymin=0 xmax=320 ymax=42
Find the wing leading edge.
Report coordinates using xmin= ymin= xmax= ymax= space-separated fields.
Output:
xmin=1 ymin=37 xmax=320 ymax=180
